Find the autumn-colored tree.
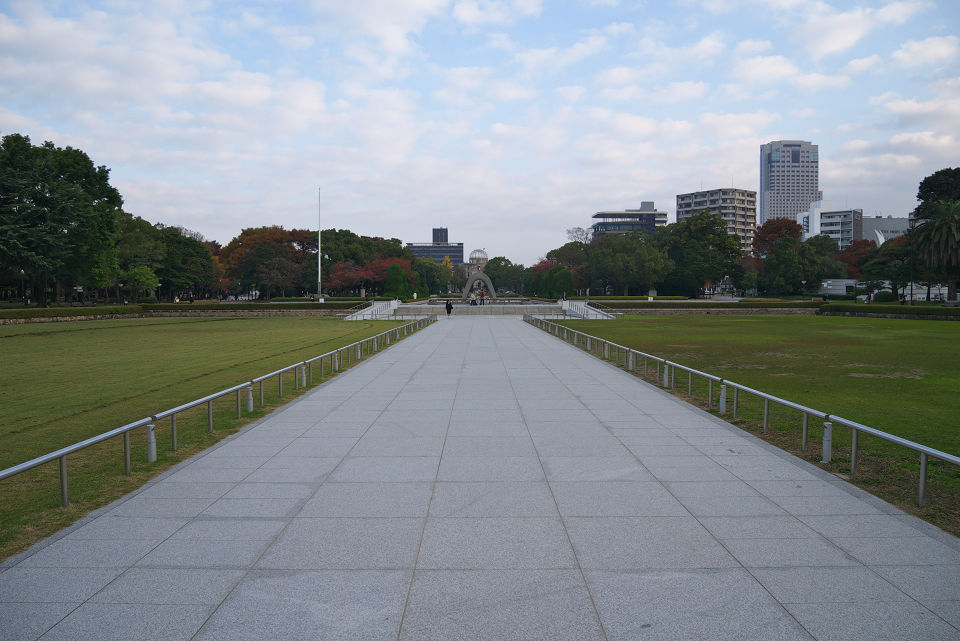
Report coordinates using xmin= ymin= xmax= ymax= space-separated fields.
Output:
xmin=834 ymin=239 xmax=876 ymax=279
xmin=753 ymin=218 xmax=803 ymax=257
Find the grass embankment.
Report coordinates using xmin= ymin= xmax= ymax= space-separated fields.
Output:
xmin=0 ymin=316 xmax=403 ymax=560
xmin=559 ymin=315 xmax=960 ymax=535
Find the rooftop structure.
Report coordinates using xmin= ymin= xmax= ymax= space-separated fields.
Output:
xmin=591 ymin=201 xmax=668 ymax=238
xmin=406 ymin=227 xmax=464 ymax=266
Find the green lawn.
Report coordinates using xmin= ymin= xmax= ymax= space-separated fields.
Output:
xmin=0 ymin=316 xmax=405 ymax=559
xmin=559 ymin=315 xmax=960 ymax=532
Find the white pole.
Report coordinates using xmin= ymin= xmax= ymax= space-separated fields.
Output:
xmin=317 ymin=188 xmax=323 ymax=301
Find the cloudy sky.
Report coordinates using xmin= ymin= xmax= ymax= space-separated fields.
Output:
xmin=2 ymin=0 xmax=958 ymax=264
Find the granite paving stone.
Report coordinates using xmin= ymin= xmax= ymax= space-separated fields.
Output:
xmin=3 ymin=316 xmax=959 ymax=641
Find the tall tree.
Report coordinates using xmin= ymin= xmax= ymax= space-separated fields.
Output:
xmin=654 ymin=212 xmax=739 ymax=297
xmin=753 ymin=218 xmax=803 ymax=258
xmin=835 ymin=239 xmax=877 ymax=279
xmin=911 ymin=200 xmax=960 ymax=300
xmin=590 ymin=232 xmax=672 ymax=296
xmin=0 ymin=134 xmax=122 ymax=305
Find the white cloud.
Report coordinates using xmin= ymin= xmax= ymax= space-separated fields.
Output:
xmin=732 ymin=55 xmax=799 ymax=83
xmin=555 ymin=85 xmax=585 ymax=102
xmin=596 ymin=66 xmax=638 ymax=86
xmin=791 ymin=107 xmax=815 ymax=118
xmin=844 ymin=55 xmax=882 ymax=74
xmin=796 ymin=1 xmax=932 ymax=60
xmin=452 ymin=0 xmax=541 ymax=26
xmin=734 ymin=39 xmax=772 ymax=55
xmin=517 ymin=33 xmax=607 ymax=71
xmin=892 ymin=35 xmax=960 ymax=67
xmin=699 ymin=110 xmax=781 ymax=138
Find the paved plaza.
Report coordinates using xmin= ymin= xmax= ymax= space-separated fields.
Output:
xmin=1 ymin=316 xmax=959 ymax=640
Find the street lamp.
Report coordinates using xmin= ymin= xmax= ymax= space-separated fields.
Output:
xmin=19 ymin=269 xmax=25 ymax=305
xmin=801 ymin=280 xmax=806 ymax=300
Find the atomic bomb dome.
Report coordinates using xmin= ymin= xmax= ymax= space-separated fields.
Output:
xmin=468 ymin=248 xmax=488 ymax=269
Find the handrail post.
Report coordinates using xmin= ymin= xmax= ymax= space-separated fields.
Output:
xmin=59 ymin=455 xmax=68 ymax=507
xmin=763 ymin=399 xmax=770 ymax=432
xmin=300 ymin=366 xmax=306 ymax=388
xmin=236 ymin=389 xmax=241 ymax=418
xmin=146 ymin=422 xmax=157 ymax=463
xmin=688 ymin=371 xmax=692 ymax=395
xmin=719 ymin=383 xmax=726 ymax=414
xmin=850 ymin=428 xmax=859 ymax=476
xmin=123 ymin=431 xmax=131 ymax=474
xmin=247 ymin=385 xmax=254 ymax=412
xmin=821 ymin=421 xmax=833 ymax=463
xmin=171 ymin=414 xmax=178 ymax=450
xmin=733 ymin=388 xmax=739 ymax=419
xmin=708 ymin=379 xmax=713 ymax=408
xmin=259 ymin=380 xmax=264 ymax=406
xmin=278 ymin=371 xmax=283 ymax=396
xmin=919 ymin=453 xmax=928 ymax=506
xmin=662 ymin=363 xmax=668 ymax=387
xmin=208 ymin=400 xmax=213 ymax=432
xmin=309 ymin=361 xmax=313 ymax=384
xmin=801 ymin=413 xmax=809 ymax=451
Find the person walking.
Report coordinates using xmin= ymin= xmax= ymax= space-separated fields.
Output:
xmin=445 ymin=300 xmax=453 ymax=317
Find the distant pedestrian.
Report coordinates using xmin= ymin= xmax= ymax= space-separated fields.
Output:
xmin=445 ymin=300 xmax=453 ymax=317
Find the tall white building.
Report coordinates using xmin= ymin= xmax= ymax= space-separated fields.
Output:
xmin=676 ymin=188 xmax=756 ymax=254
xmin=759 ymin=140 xmax=823 ymax=225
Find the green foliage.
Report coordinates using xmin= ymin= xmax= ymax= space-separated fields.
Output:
xmin=0 ymin=133 xmax=122 ymax=306
xmin=653 ymin=212 xmax=739 ymax=297
xmin=911 ymin=200 xmax=960 ymax=299
xmin=821 ymin=303 xmax=960 ymax=316
xmin=590 ymin=232 xmax=672 ymax=296
xmin=383 ymin=262 xmax=413 ymax=299
xmin=483 ymin=256 xmax=525 ymax=293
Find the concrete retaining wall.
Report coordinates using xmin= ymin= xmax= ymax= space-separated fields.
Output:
xmin=0 ymin=310 xmax=347 ymax=325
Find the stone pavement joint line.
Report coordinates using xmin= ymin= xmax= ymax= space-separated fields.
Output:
xmin=2 ymin=317 xmax=959 ymax=641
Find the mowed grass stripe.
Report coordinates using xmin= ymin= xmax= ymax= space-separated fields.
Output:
xmin=560 ymin=315 xmax=960 ymax=535
xmin=0 ymin=316 xmax=406 ymax=560
xmin=562 ymin=315 xmax=960 ymax=453
xmin=0 ymin=317 xmax=398 ymax=467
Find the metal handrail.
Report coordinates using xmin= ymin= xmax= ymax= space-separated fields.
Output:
xmin=0 ymin=316 xmax=436 ymax=506
xmin=523 ymin=315 xmax=960 ymax=506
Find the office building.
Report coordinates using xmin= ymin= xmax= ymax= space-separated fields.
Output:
xmin=862 ymin=215 xmax=910 ymax=245
xmin=760 ymin=140 xmax=823 ymax=225
xmin=799 ymin=205 xmax=862 ymax=251
xmin=676 ymin=188 xmax=756 ymax=254
xmin=406 ymin=227 xmax=464 ymax=265
xmin=591 ymin=201 xmax=668 ymax=238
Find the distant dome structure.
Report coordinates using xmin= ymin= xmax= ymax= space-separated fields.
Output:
xmin=469 ymin=248 xmax=488 ymax=269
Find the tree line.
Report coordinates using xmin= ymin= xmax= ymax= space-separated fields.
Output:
xmin=482 ymin=168 xmax=959 ymax=301
xmin=2 ymin=132 xmax=956 ymax=303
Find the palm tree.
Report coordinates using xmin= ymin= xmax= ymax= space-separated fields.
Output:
xmin=911 ymin=200 xmax=960 ymax=301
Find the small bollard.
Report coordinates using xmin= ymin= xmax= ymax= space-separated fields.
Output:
xmin=247 ymin=385 xmax=254 ymax=412
xmin=146 ymin=423 xmax=157 ymax=463
xmin=821 ymin=421 xmax=833 ymax=463
xmin=719 ymin=384 xmax=727 ymax=414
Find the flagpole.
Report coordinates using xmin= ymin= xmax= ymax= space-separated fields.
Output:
xmin=317 ymin=188 xmax=324 ymax=302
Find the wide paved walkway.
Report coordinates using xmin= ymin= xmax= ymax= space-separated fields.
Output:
xmin=2 ymin=317 xmax=959 ymax=641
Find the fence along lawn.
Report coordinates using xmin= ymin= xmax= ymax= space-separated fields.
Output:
xmin=560 ymin=314 xmax=960 ymax=535
xmin=0 ymin=316 xmax=403 ymax=559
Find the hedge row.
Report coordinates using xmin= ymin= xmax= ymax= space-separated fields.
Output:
xmin=596 ymin=301 xmax=825 ymax=310
xmin=0 ymin=305 xmax=145 ymax=319
xmin=820 ymin=303 xmax=960 ymax=317
xmin=0 ymin=301 xmax=369 ymax=319
xmin=571 ymin=295 xmax=688 ymax=301
xmin=142 ymin=302 xmax=365 ymax=311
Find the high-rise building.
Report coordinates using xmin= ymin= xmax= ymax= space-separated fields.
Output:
xmin=676 ymin=188 xmax=756 ymax=254
xmin=759 ymin=140 xmax=823 ymax=225
xmin=591 ymin=201 xmax=668 ymax=238
xmin=406 ymin=227 xmax=464 ymax=265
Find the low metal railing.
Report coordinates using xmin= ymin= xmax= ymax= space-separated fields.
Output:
xmin=523 ymin=315 xmax=959 ymax=506
xmin=0 ymin=316 xmax=436 ymax=506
